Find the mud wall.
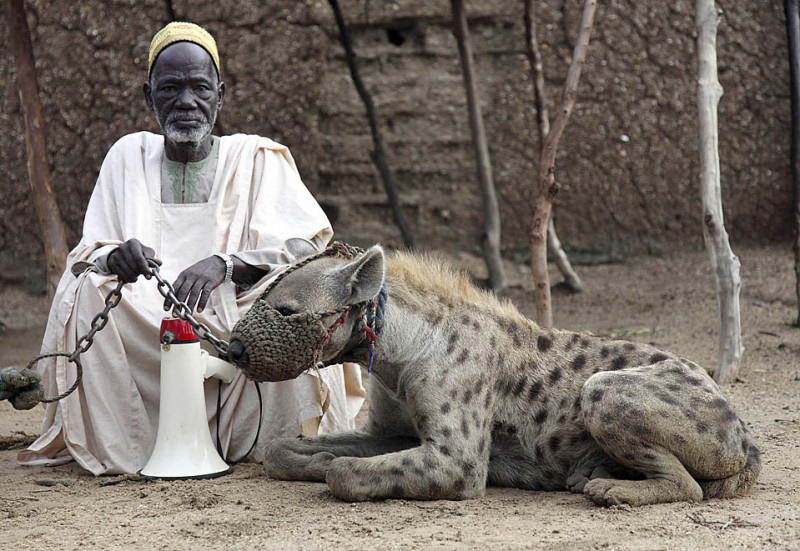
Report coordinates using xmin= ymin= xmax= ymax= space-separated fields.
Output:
xmin=0 ymin=0 xmax=792 ymax=265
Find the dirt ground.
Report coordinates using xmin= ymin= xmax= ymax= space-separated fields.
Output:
xmin=1 ymin=245 xmax=798 ymax=550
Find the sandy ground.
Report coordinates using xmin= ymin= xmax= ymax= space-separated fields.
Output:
xmin=0 ymin=245 xmax=798 ymax=550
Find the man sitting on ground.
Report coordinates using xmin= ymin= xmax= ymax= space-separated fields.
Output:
xmin=19 ymin=22 xmax=364 ymax=475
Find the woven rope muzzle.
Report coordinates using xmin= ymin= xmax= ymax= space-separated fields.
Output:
xmin=229 ymin=241 xmax=372 ymax=383
xmin=230 ymin=300 xmax=330 ymax=383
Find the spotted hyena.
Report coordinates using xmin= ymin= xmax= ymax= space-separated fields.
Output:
xmin=228 ymin=241 xmax=761 ymax=506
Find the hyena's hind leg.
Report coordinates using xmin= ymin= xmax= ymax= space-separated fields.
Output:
xmin=580 ymin=359 xmax=758 ymax=507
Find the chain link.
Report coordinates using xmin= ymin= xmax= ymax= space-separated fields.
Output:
xmin=28 ymin=261 xmax=230 ymax=403
xmin=147 ymin=260 xmax=229 ymax=357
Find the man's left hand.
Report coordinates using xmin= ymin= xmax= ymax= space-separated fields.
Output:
xmin=165 ymin=256 xmax=226 ymax=313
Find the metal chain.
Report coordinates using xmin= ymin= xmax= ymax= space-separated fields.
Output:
xmin=147 ymin=259 xmax=229 ymax=357
xmin=27 ymin=261 xmax=229 ymax=404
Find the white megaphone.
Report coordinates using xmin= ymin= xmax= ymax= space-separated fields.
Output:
xmin=140 ymin=318 xmax=238 ymax=479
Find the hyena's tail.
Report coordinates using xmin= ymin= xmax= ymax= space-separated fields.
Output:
xmin=699 ymin=438 xmax=761 ymax=500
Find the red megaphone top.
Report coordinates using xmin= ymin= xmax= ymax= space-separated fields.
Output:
xmin=159 ymin=318 xmax=198 ymax=344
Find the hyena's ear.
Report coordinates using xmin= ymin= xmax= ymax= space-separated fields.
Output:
xmin=332 ymin=245 xmax=385 ymax=305
xmin=284 ymin=237 xmax=320 ymax=263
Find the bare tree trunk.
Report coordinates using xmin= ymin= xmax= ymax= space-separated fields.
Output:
xmin=524 ymin=0 xmax=584 ymax=294
xmin=328 ymin=0 xmax=416 ymax=250
xmin=696 ymin=0 xmax=743 ymax=383
xmin=7 ymin=0 xmax=69 ymax=297
xmin=529 ymin=0 xmax=597 ymax=327
xmin=785 ymin=0 xmax=800 ymax=326
xmin=451 ymin=0 xmax=505 ymax=292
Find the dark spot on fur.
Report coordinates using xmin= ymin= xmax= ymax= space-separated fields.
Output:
xmin=478 ymin=437 xmax=487 ymax=454
xmin=590 ymin=389 xmax=604 ymax=403
xmin=534 ymin=410 xmax=548 ymax=424
xmin=446 ymin=333 xmax=459 ymax=355
xmin=537 ymin=335 xmax=552 ymax=353
xmin=623 ymin=452 xmax=635 ymax=461
xmin=474 ymin=378 xmax=485 ymax=395
xmin=390 ymin=468 xmax=403 ymax=476
xmin=715 ymin=428 xmax=727 ymax=443
xmin=667 ymin=383 xmax=681 ymax=392
xmin=571 ymin=354 xmax=587 ymax=371
xmin=457 ymin=349 xmax=470 ymax=363
xmin=423 ymin=457 xmax=437 ymax=469
xmin=611 ymin=356 xmax=628 ymax=370
xmin=722 ymin=408 xmax=738 ymax=423
xmin=642 ymin=452 xmax=656 ymax=461
xmin=650 ymin=353 xmax=669 ymax=364
xmin=600 ymin=346 xmax=610 ymax=358
xmin=402 ymin=457 xmax=414 ymax=467
xmin=657 ymin=392 xmax=679 ymax=406
xmin=548 ymin=435 xmax=561 ymax=452
xmin=484 ymin=392 xmax=492 ymax=409
xmin=512 ymin=378 xmax=526 ymax=396
xmin=417 ymin=415 xmax=428 ymax=430
xmin=710 ymin=398 xmax=727 ymax=409
xmin=450 ymin=388 xmax=458 ymax=400
xmin=440 ymin=403 xmax=451 ymax=415
xmin=623 ymin=343 xmax=636 ymax=351
xmin=557 ymin=414 xmax=567 ymax=424
xmin=392 ymin=484 xmax=404 ymax=496
xmin=490 ymin=335 xmax=497 ymax=348
xmin=686 ymin=376 xmax=703 ymax=386
xmin=580 ymin=338 xmax=590 ymax=348
xmin=497 ymin=355 xmax=506 ymax=370
xmin=461 ymin=418 xmax=470 ymax=438
xmin=463 ymin=389 xmax=474 ymax=403
xmin=413 ymin=467 xmax=425 ymax=477
xmin=696 ymin=421 xmax=708 ymax=433
xmin=548 ymin=367 xmax=563 ymax=385
xmin=439 ymin=445 xmax=451 ymax=456
xmin=528 ymin=381 xmax=542 ymax=401
xmin=460 ymin=314 xmax=471 ymax=326
xmin=572 ymin=395 xmax=582 ymax=411
xmin=473 ymin=321 xmax=481 ymax=331
xmin=454 ymin=478 xmax=466 ymax=492
xmin=570 ymin=431 xmax=591 ymax=445
xmin=441 ymin=427 xmax=452 ymax=438
xmin=600 ymin=413 xmax=614 ymax=424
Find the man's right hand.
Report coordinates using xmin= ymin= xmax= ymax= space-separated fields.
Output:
xmin=107 ymin=239 xmax=162 ymax=283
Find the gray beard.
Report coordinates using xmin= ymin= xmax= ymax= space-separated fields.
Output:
xmin=157 ymin=110 xmax=216 ymax=146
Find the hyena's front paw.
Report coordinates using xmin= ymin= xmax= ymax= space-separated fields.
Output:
xmin=263 ymin=438 xmax=335 ymax=481
xmin=326 ymin=457 xmax=373 ymax=502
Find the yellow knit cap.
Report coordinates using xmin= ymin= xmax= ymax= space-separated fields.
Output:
xmin=148 ymin=22 xmax=220 ymax=76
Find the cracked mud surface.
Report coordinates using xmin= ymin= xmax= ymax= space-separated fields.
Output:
xmin=1 ymin=245 xmax=798 ymax=550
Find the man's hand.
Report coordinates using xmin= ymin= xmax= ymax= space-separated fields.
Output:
xmin=107 ymin=239 xmax=162 ymax=283
xmin=164 ymin=256 xmax=226 ymax=313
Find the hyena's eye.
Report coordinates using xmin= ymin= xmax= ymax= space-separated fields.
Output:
xmin=276 ymin=306 xmax=296 ymax=317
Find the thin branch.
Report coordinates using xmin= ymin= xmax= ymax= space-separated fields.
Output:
xmin=529 ymin=0 xmax=597 ymax=327
xmin=696 ymin=0 xmax=743 ymax=383
xmin=328 ymin=0 xmax=416 ymax=250
xmin=524 ymin=0 xmax=584 ymax=294
xmin=451 ymin=0 xmax=506 ymax=291
xmin=784 ymin=0 xmax=800 ymax=326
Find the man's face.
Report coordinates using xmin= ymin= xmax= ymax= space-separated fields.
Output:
xmin=144 ymin=42 xmax=224 ymax=145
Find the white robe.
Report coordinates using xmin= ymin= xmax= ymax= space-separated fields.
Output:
xmin=18 ymin=132 xmax=365 ymax=475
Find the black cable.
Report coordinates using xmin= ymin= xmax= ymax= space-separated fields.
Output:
xmin=216 ymin=378 xmax=264 ymax=465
